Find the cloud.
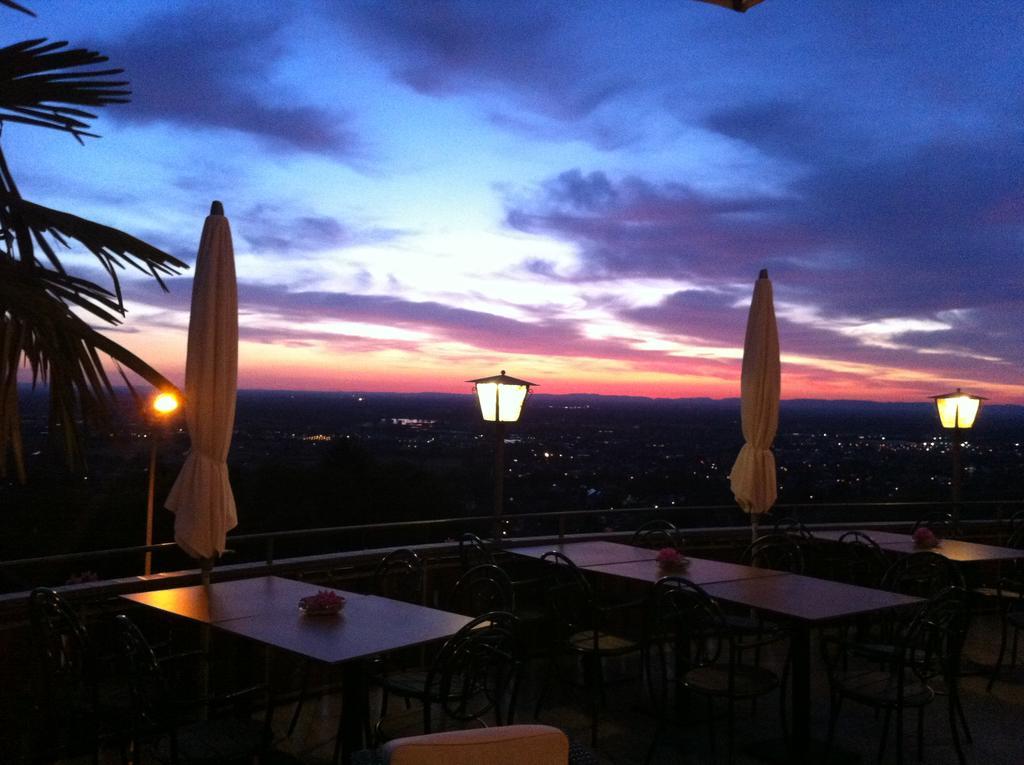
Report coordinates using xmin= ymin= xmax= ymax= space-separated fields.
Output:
xmin=101 ymin=6 xmax=360 ymax=158
xmin=339 ymin=1 xmax=637 ymax=136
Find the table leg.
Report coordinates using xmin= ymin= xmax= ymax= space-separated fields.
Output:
xmin=790 ymin=625 xmax=811 ymax=761
xmin=334 ymin=663 xmax=369 ymax=765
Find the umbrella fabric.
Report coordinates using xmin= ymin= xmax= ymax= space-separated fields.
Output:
xmin=165 ymin=202 xmax=238 ymax=559
xmin=729 ymin=270 xmax=780 ymax=517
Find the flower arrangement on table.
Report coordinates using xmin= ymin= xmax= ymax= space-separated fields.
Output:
xmin=912 ymin=527 xmax=940 ymax=549
xmin=656 ymin=547 xmax=688 ymax=570
xmin=298 ymin=589 xmax=346 ymax=615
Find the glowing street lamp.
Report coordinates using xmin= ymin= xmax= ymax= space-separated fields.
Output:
xmin=930 ymin=388 xmax=985 ymax=531
xmin=145 ymin=390 xmax=180 ymax=575
xmin=468 ymin=371 xmax=535 ymax=538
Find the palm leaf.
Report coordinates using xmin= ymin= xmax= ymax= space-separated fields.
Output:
xmin=0 ymin=38 xmax=128 ymax=139
xmin=0 ymin=262 xmax=182 ymax=475
xmin=1 ymin=0 xmax=35 ymax=17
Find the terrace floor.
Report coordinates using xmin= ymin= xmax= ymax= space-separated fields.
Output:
xmin=262 ymin=611 xmax=1023 ymax=764
xmin=55 ymin=609 xmax=1015 ymax=764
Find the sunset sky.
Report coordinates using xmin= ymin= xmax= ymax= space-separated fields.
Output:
xmin=6 ymin=1 xmax=1023 ymax=402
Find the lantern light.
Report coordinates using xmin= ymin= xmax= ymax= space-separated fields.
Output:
xmin=152 ymin=391 xmax=181 ymax=416
xmin=931 ymin=389 xmax=985 ymax=430
xmin=468 ymin=371 xmax=536 ymax=423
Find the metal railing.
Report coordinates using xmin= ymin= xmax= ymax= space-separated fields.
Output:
xmin=1 ymin=498 xmax=1021 ymax=597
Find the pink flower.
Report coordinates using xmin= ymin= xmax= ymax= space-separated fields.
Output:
xmin=300 ymin=589 xmax=346 ymax=613
xmin=656 ymin=547 xmax=686 ymax=567
xmin=912 ymin=527 xmax=938 ymax=548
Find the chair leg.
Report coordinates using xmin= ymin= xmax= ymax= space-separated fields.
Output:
xmin=824 ymin=691 xmax=843 ymax=764
xmin=988 ymin=615 xmax=1010 ymax=691
xmin=706 ymin=696 xmax=717 ymax=763
xmin=895 ymin=707 xmax=904 ymax=765
xmin=948 ymin=694 xmax=966 ymax=765
xmin=726 ymin=696 xmax=736 ymax=765
xmin=877 ymin=708 xmax=890 ymax=763
xmin=916 ymin=707 xmax=925 ymax=762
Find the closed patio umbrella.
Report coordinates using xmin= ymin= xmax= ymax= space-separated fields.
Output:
xmin=165 ymin=201 xmax=238 ymax=570
xmin=729 ymin=269 xmax=780 ymax=540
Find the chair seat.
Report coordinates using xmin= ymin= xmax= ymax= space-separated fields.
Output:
xmin=568 ymin=630 xmax=638 ymax=655
xmin=378 ymin=668 xmax=431 ymax=698
xmin=833 ymin=669 xmax=934 ymax=708
xmin=683 ymin=663 xmax=779 ymax=698
xmin=149 ymin=715 xmax=268 ymax=765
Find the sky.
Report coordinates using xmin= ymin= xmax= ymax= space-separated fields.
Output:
xmin=5 ymin=0 xmax=1023 ymax=402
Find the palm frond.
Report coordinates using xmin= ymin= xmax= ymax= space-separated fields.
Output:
xmin=0 ymin=38 xmax=129 ymax=138
xmin=1 ymin=0 xmax=35 ymax=17
xmin=0 ymin=263 xmax=181 ymax=475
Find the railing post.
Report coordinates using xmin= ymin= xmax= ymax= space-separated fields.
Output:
xmin=265 ymin=538 xmax=274 ymax=568
xmin=558 ymin=512 xmax=566 ymax=541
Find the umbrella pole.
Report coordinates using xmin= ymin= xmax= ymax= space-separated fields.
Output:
xmin=199 ymin=556 xmax=213 ymax=718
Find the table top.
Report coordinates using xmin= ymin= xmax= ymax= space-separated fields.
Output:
xmin=814 ymin=529 xmax=910 ymax=545
xmin=814 ymin=529 xmax=1024 ymax=563
xmin=587 ymin=556 xmax=788 ymax=587
xmin=506 ymin=541 xmax=659 ymax=567
xmin=123 ymin=576 xmax=317 ymax=623
xmin=702 ymin=573 xmax=922 ymax=624
xmin=122 ymin=576 xmax=472 ymax=664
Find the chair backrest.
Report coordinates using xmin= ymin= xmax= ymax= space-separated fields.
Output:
xmin=897 ymin=587 xmax=970 ymax=681
xmin=629 ymin=520 xmax=684 ymax=550
xmin=112 ymin=613 xmax=167 ymax=727
xmin=912 ymin=512 xmax=955 ymax=538
xmin=449 ymin=564 xmax=515 ymax=617
xmin=1009 ymin=509 xmax=1024 ymax=534
xmin=742 ymin=533 xmax=805 ymax=574
xmin=649 ymin=576 xmax=727 ymax=669
xmin=423 ymin=611 xmax=521 ymax=731
xmin=457 ymin=533 xmax=496 ymax=572
xmin=882 ymin=551 xmax=965 ymax=598
xmin=831 ymin=531 xmax=888 ymax=587
xmin=538 ymin=551 xmax=595 ymax=639
xmin=770 ymin=515 xmax=813 ymax=540
xmin=29 ymin=587 xmax=94 ymax=706
xmin=382 ymin=724 xmax=569 ymax=765
xmin=374 ymin=548 xmax=425 ymax=604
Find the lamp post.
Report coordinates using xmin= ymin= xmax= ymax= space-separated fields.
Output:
xmin=145 ymin=391 xmax=180 ymax=575
xmin=468 ymin=371 xmax=535 ymax=540
xmin=930 ymin=388 xmax=985 ymax=532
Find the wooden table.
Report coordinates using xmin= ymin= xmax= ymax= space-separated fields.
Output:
xmin=702 ymin=573 xmax=921 ymax=762
xmin=814 ymin=529 xmax=1024 ymax=563
xmin=506 ymin=540 xmax=659 ymax=567
xmin=587 ymin=556 xmax=788 ymax=586
xmin=123 ymin=576 xmax=471 ymax=764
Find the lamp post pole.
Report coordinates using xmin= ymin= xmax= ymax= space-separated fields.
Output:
xmin=950 ymin=429 xmax=962 ymax=530
xmin=468 ymin=371 xmax=535 ymax=542
xmin=931 ymin=388 xmax=984 ymax=535
xmin=493 ymin=420 xmax=506 ymax=540
xmin=145 ymin=391 xmax=180 ymax=575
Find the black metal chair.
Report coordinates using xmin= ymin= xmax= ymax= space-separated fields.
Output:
xmin=824 ymin=587 xmax=972 ymax=765
xmin=882 ymin=551 xmax=965 ymax=599
xmin=741 ymin=533 xmax=806 ymax=574
xmin=629 ymin=519 xmax=684 ymax=550
xmin=374 ymin=548 xmax=426 ymax=604
xmin=457 ymin=532 xmax=496 ymax=572
xmin=769 ymin=515 xmax=814 ymax=540
xmin=829 ymin=531 xmax=889 ymax=588
xmin=113 ymin=613 xmax=271 ymax=765
xmin=534 ymin=551 xmax=645 ymax=746
xmin=374 ymin=611 xmax=522 ymax=738
xmin=27 ymin=587 xmax=110 ymax=764
xmin=644 ymin=576 xmax=780 ymax=765
xmin=986 ymin=524 xmax=1024 ymax=690
xmin=448 ymin=564 xmax=516 ymax=617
